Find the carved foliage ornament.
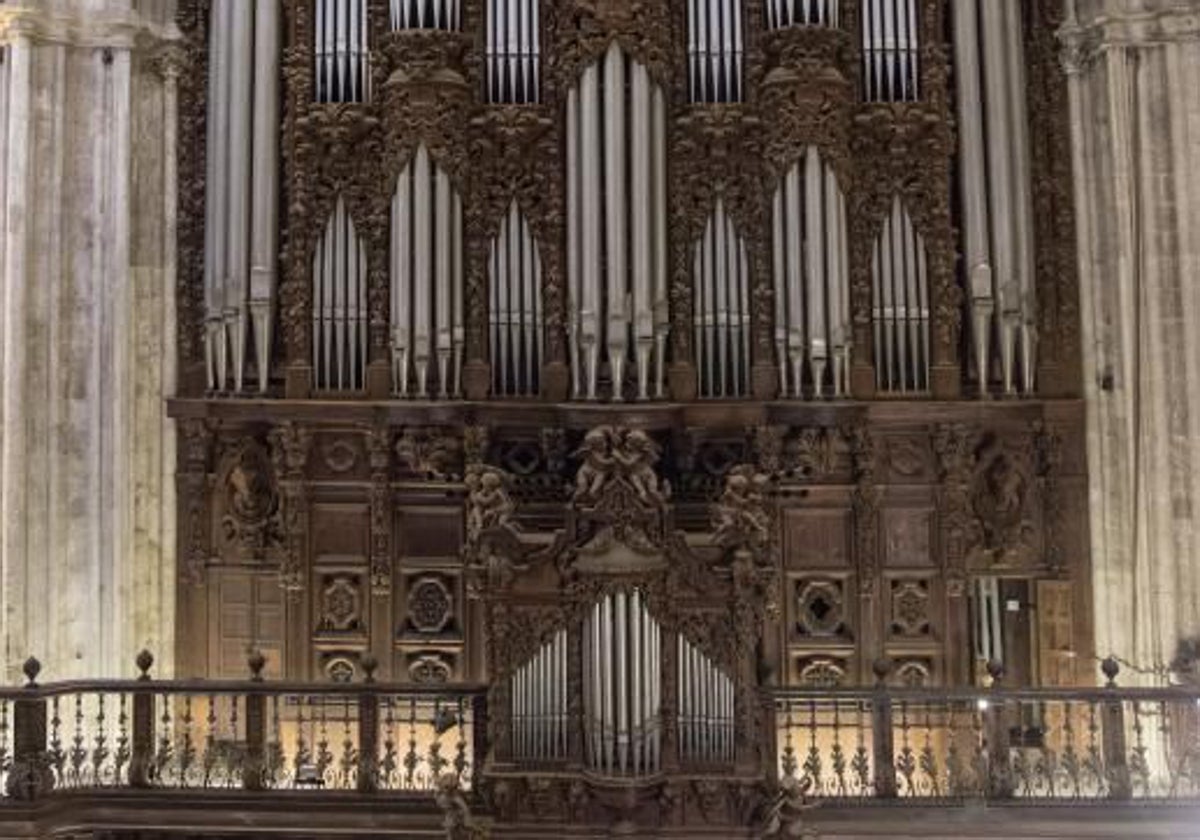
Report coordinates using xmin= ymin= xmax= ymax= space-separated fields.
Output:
xmin=219 ymin=438 xmax=283 ymax=557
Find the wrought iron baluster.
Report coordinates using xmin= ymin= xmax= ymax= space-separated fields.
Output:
xmin=851 ymin=701 xmax=870 ymax=796
xmin=802 ymin=700 xmax=822 ymax=792
xmin=780 ymin=700 xmax=798 ymax=779
xmin=895 ymin=700 xmax=915 ymax=795
xmin=1129 ymin=700 xmax=1150 ymax=795
xmin=202 ymin=693 xmax=217 ymax=787
xmin=1061 ymin=699 xmax=1082 ymax=798
xmin=403 ymin=696 xmax=419 ymax=789
xmin=830 ymin=701 xmax=847 ymax=797
xmin=919 ymin=703 xmax=939 ymax=797
xmin=316 ymin=698 xmax=333 ymax=784
xmin=453 ymin=696 xmax=468 ymax=785
xmin=114 ymin=693 xmax=130 ymax=786
xmin=178 ymin=695 xmax=196 ymax=787
xmin=68 ymin=693 xmax=86 ymax=788
xmin=91 ymin=693 xmax=109 ymax=787
xmin=339 ymin=696 xmax=357 ymax=788
xmin=380 ymin=696 xmax=398 ymax=788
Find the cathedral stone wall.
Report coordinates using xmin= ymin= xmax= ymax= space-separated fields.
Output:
xmin=1063 ymin=0 xmax=1200 ymax=681
xmin=0 ymin=1 xmax=179 ymax=681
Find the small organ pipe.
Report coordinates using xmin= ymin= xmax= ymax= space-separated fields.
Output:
xmin=784 ymin=164 xmax=804 ymax=393
xmin=203 ymin=0 xmax=226 ymax=390
xmin=250 ymin=0 xmax=280 ymax=391
xmin=412 ymin=147 xmax=431 ymax=395
xmin=579 ymin=65 xmax=600 ymax=399
xmin=435 ymin=168 xmax=452 ymax=395
xmin=631 ymin=62 xmax=653 ymax=400
xmin=772 ymin=187 xmax=787 ymax=393
xmin=452 ymin=190 xmax=464 ymax=395
xmin=566 ymin=87 xmax=582 ymax=396
xmin=804 ymin=147 xmax=827 ymax=393
xmin=603 ymin=44 xmax=627 ymax=399
xmin=392 ymin=166 xmax=411 ymax=395
xmin=823 ymin=166 xmax=841 ymax=397
xmin=651 ymin=87 xmax=669 ymax=398
xmin=1002 ymin=0 xmax=1036 ymax=394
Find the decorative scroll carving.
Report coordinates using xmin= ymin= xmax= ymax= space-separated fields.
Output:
xmin=178 ymin=418 xmax=213 ymax=585
xmin=219 ymin=438 xmax=283 ymax=556
xmin=1033 ymin=421 xmax=1065 ymax=574
xmin=408 ymin=577 xmax=454 ymax=634
xmin=269 ymin=423 xmax=313 ymax=592
xmin=395 ymin=427 xmax=464 ymax=479
xmin=934 ymin=423 xmax=978 ymax=594
xmin=848 ymin=425 xmax=880 ymax=597
xmin=969 ymin=432 xmax=1037 ymax=567
xmin=368 ymin=425 xmax=392 ymax=594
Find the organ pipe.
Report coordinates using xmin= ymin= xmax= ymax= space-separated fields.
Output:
xmin=764 ymin=0 xmax=838 ymax=29
xmin=312 ymin=198 xmax=367 ymax=391
xmin=204 ymin=0 xmax=281 ymax=393
xmin=567 ymin=46 xmax=668 ymax=401
xmin=771 ymin=149 xmax=851 ymax=399
xmin=582 ymin=591 xmax=663 ymax=776
xmin=510 ymin=629 xmax=569 ymax=762
xmin=391 ymin=0 xmax=461 ymax=31
xmin=871 ymin=197 xmax=929 ymax=393
xmin=315 ymin=0 xmax=369 ymax=104
xmin=390 ymin=147 xmax=464 ymax=398
xmin=862 ymin=0 xmax=919 ymax=102
xmin=688 ymin=0 xmax=743 ymax=103
xmin=485 ymin=0 xmax=539 ymax=103
xmin=953 ymin=0 xmax=1037 ymax=395
xmin=693 ymin=199 xmax=752 ymax=397
xmin=489 ymin=202 xmax=543 ymax=397
xmin=676 ymin=635 xmax=734 ymax=764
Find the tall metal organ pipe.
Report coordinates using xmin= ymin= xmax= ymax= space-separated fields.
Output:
xmin=509 ymin=628 xmax=568 ymax=763
xmin=489 ymin=201 xmax=543 ymax=397
xmin=583 ymin=591 xmax=662 ymax=776
xmin=871 ymin=197 xmax=930 ymax=393
xmin=693 ymin=199 xmax=751 ymax=397
xmin=861 ymin=0 xmax=919 ymax=102
xmin=687 ymin=0 xmax=744 ymax=103
xmin=391 ymin=0 xmax=462 ymax=30
xmin=566 ymin=44 xmax=669 ymax=401
xmin=311 ymin=198 xmax=368 ymax=391
xmin=485 ymin=0 xmax=540 ymax=103
xmin=953 ymin=0 xmax=1037 ymax=395
xmin=390 ymin=146 xmax=465 ymax=398
xmin=771 ymin=148 xmax=851 ymax=399
xmin=763 ymin=0 xmax=839 ymax=29
xmin=677 ymin=635 xmax=735 ymax=765
xmin=204 ymin=0 xmax=280 ymax=393
xmin=314 ymin=0 xmax=370 ymax=103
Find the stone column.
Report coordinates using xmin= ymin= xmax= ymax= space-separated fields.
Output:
xmin=1063 ymin=0 xmax=1200 ymax=683
xmin=0 ymin=1 xmax=179 ymax=681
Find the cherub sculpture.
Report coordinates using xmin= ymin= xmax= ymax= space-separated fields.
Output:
xmin=435 ymin=773 xmax=487 ymax=839
xmin=759 ymin=776 xmax=819 ymax=838
xmin=713 ymin=465 xmax=773 ymax=554
xmin=464 ymin=464 xmax=514 ymax=546
xmin=572 ymin=427 xmax=614 ymax=502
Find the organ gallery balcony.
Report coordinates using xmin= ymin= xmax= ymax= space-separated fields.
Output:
xmin=1 ymin=654 xmax=1198 ymax=838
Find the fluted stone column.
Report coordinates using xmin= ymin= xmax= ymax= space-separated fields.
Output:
xmin=0 ymin=1 xmax=179 ymax=681
xmin=1063 ymin=0 xmax=1200 ymax=683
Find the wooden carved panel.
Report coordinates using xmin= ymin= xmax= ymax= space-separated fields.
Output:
xmin=781 ymin=509 xmax=850 ymax=569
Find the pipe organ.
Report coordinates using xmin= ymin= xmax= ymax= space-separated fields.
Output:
xmin=687 ymin=0 xmax=744 ymax=103
xmin=312 ymin=198 xmax=368 ymax=391
xmin=583 ymin=592 xmax=663 ymax=776
xmin=204 ymin=0 xmax=280 ymax=393
xmin=566 ymin=44 xmax=669 ymax=402
xmin=489 ymin=202 xmax=543 ymax=397
xmin=314 ymin=0 xmax=370 ymax=103
xmin=763 ymin=0 xmax=839 ymax=29
xmin=677 ymin=635 xmax=735 ymax=765
xmin=485 ymin=0 xmax=540 ymax=104
xmin=872 ymin=197 xmax=930 ymax=393
xmin=693 ymin=199 xmax=752 ymax=398
xmin=389 ymin=146 xmax=465 ymax=398
xmin=510 ymin=628 xmax=568 ymax=763
xmin=390 ymin=0 xmax=461 ymax=31
xmin=861 ymin=0 xmax=919 ymax=102
xmin=953 ymin=0 xmax=1037 ymax=395
xmin=771 ymin=147 xmax=851 ymax=399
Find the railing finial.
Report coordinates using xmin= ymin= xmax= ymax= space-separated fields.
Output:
xmin=135 ymin=649 xmax=154 ymax=681
xmin=21 ymin=656 xmax=40 ymax=688
xmin=871 ymin=657 xmax=893 ymax=686
xmin=1101 ymin=655 xmax=1120 ymax=687
xmin=248 ymin=649 xmax=267 ymax=682
xmin=361 ymin=653 xmax=378 ymax=684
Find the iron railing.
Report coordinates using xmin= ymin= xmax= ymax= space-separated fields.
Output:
xmin=0 ymin=652 xmax=485 ymax=801
xmin=771 ymin=661 xmax=1200 ymax=802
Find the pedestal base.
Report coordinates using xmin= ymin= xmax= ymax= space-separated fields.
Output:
xmin=541 ymin=361 xmax=570 ymax=402
xmin=751 ymin=363 xmax=778 ymax=400
xmin=462 ymin=361 xmax=491 ymax=401
xmin=285 ymin=365 xmax=312 ymax=399
xmin=668 ymin=362 xmax=697 ymax=402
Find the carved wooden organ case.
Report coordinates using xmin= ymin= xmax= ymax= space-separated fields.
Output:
xmin=169 ymin=0 xmax=1091 ymax=700
xmin=466 ymin=428 xmax=777 ymax=827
